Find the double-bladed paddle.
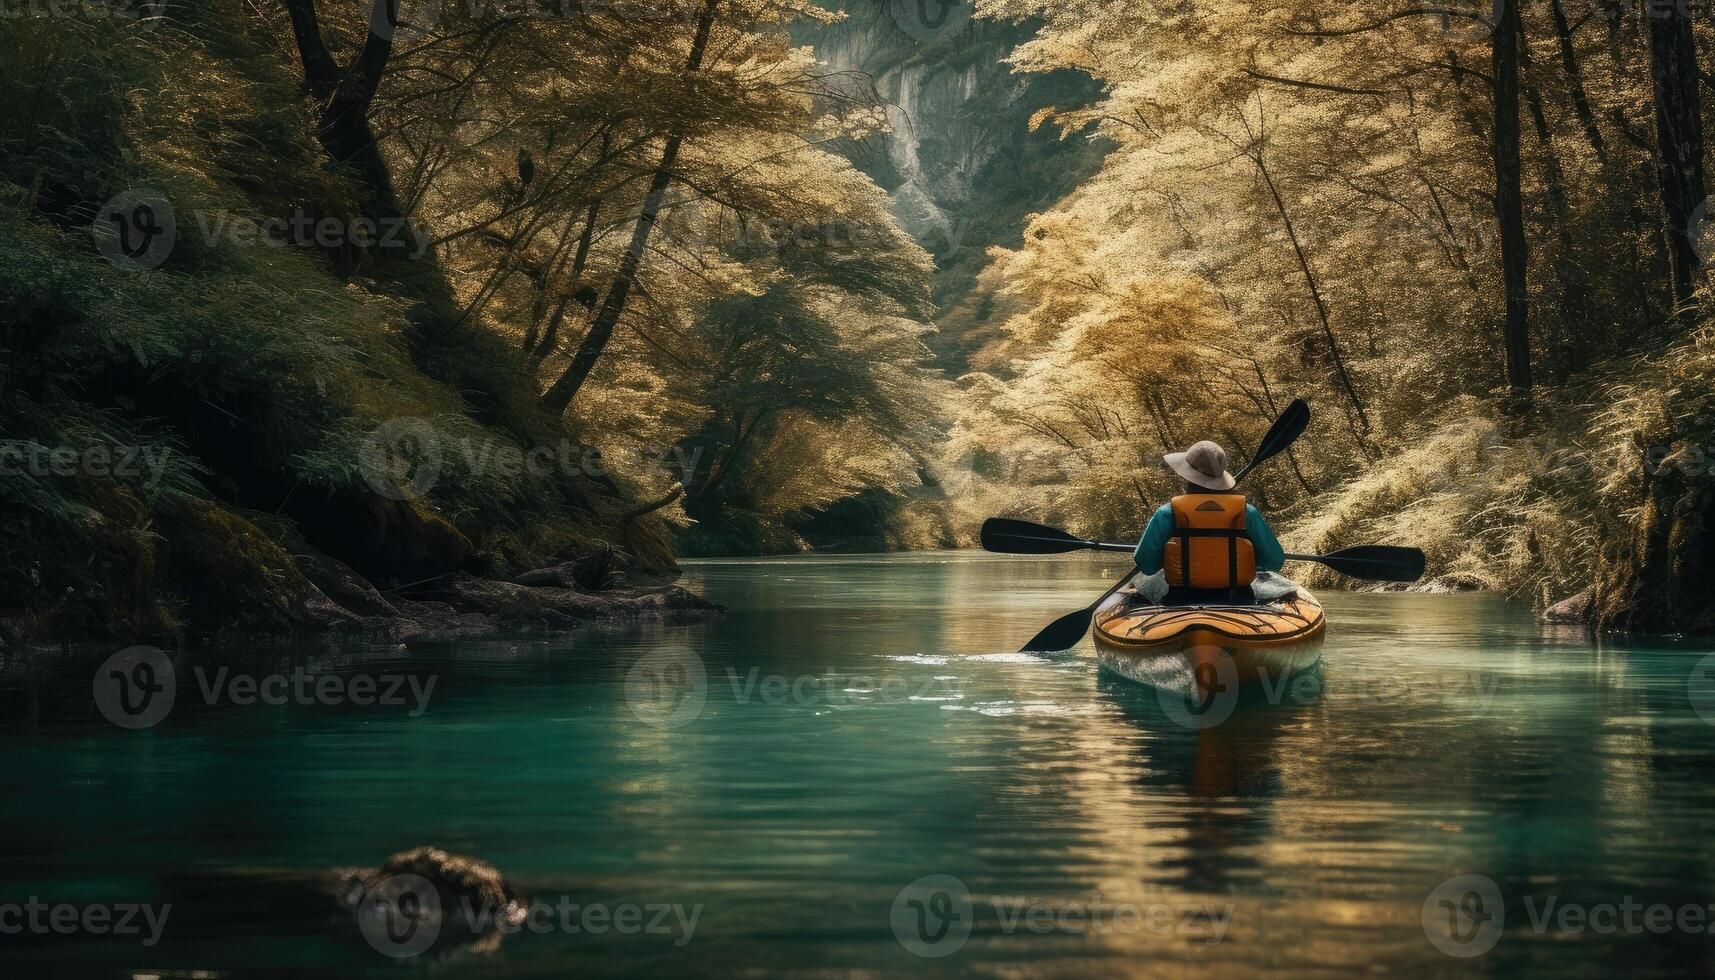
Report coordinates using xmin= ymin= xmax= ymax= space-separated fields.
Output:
xmin=980 ymin=519 xmax=1426 ymax=583
xmin=1230 ymin=397 xmax=1309 ymax=483
xmin=998 ymin=399 xmax=1310 ymax=653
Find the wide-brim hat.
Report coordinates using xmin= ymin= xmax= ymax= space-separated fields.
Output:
xmin=1163 ymin=440 xmax=1236 ymax=491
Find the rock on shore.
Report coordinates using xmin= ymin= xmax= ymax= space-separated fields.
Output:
xmin=292 ymin=570 xmax=720 ymax=644
xmin=1542 ymin=589 xmax=1593 ymax=626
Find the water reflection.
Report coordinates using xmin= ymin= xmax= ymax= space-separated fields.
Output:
xmin=0 ymin=554 xmax=1714 ymax=976
xmin=1097 ymin=672 xmax=1316 ymax=893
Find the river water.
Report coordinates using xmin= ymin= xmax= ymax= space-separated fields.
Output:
xmin=3 ymin=551 xmax=1715 ymax=975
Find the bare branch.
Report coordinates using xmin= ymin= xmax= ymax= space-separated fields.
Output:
xmin=1241 ymin=67 xmax=1395 ymax=96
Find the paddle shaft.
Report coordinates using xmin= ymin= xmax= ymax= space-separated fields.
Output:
xmin=1031 ymin=538 xmax=1415 ymax=574
xmin=983 ymin=517 xmax=1423 ymax=582
xmin=1030 ymin=541 xmax=1410 ymax=566
xmin=990 ymin=534 xmax=1414 ymax=567
xmin=1283 ymin=552 xmax=1399 ymax=566
xmin=997 ymin=533 xmax=1134 ymax=553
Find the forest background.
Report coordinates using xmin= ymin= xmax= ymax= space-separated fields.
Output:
xmin=3 ymin=0 xmax=1711 ymax=639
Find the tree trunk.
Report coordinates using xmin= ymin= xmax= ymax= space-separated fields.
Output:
xmin=1493 ymin=0 xmax=1532 ymax=411
xmin=1253 ymin=152 xmax=1372 ymax=446
xmin=683 ymin=409 xmax=763 ymax=508
xmin=281 ymin=0 xmax=412 ymax=251
xmin=1423 ymin=178 xmax=1483 ymax=296
xmin=1525 ymin=83 xmax=1589 ymax=377
xmin=620 ymin=485 xmax=684 ymax=523
xmin=1519 ymin=30 xmax=1589 ymax=377
xmin=279 ymin=0 xmax=463 ymax=334
xmin=1445 ymin=49 xmax=1491 ymax=149
xmin=529 ymin=196 xmax=603 ymax=367
xmin=1548 ymin=0 xmax=1606 ymax=164
xmin=1646 ymin=0 xmax=1708 ymax=319
xmin=540 ymin=0 xmax=720 ymax=416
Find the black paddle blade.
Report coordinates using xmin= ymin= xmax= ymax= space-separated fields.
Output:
xmin=1316 ymin=545 xmax=1426 ymax=582
xmin=981 ymin=517 xmax=1087 ymax=555
xmin=1233 ymin=398 xmax=1309 ymax=483
xmin=1020 ymin=599 xmax=1102 ymax=652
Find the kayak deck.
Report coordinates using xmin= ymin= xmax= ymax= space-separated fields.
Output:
xmin=1093 ymin=586 xmax=1325 ymax=696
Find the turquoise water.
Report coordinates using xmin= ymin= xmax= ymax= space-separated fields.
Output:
xmin=3 ymin=552 xmax=1715 ymax=975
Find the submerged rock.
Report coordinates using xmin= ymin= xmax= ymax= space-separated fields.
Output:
xmin=336 ymin=847 xmax=526 ymax=957
xmin=156 ymin=847 xmax=527 ymax=959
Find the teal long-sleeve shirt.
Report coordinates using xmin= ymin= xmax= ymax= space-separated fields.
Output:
xmin=1132 ymin=502 xmax=1285 ymax=576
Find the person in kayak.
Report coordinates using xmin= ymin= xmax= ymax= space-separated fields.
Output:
xmin=1132 ymin=440 xmax=1287 ymax=604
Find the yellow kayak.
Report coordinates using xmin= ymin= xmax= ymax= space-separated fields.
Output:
xmin=1093 ymin=586 xmax=1325 ymax=700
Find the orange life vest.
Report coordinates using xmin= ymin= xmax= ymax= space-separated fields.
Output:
xmin=1163 ymin=494 xmax=1256 ymax=591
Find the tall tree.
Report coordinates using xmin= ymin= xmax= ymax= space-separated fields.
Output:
xmin=1547 ymin=0 xmax=1605 ymax=164
xmin=1493 ymin=0 xmax=1531 ymax=409
xmin=1242 ymin=123 xmax=1371 ymax=448
xmin=1519 ymin=21 xmax=1590 ymax=375
xmin=539 ymin=0 xmax=721 ymax=416
xmin=1645 ymin=0 xmax=1707 ymax=317
xmin=280 ymin=0 xmax=416 ymax=260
